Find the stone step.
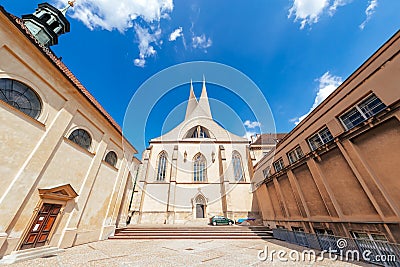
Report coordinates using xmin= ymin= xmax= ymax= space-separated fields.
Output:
xmin=111 ymin=226 xmax=273 ymax=240
xmin=109 ymin=235 xmax=273 ymax=239
xmin=117 ymin=229 xmax=271 ymax=233
xmin=0 ymin=246 xmax=64 ymax=264
xmin=122 ymin=226 xmax=270 ymax=230
xmin=115 ymin=232 xmax=271 ymax=236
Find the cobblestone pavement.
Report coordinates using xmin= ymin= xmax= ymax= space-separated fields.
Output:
xmin=9 ymin=239 xmax=371 ymax=267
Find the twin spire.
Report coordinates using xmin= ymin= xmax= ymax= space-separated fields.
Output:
xmin=185 ymin=77 xmax=212 ymax=120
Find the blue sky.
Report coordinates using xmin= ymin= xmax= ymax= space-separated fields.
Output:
xmin=3 ymin=0 xmax=400 ymax=153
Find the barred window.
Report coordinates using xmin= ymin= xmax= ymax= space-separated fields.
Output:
xmin=0 ymin=78 xmax=42 ymax=119
xmin=287 ymin=146 xmax=304 ymax=164
xmin=194 ymin=153 xmax=206 ymax=182
xmin=105 ymin=151 xmax=117 ymax=167
xmin=156 ymin=152 xmax=167 ymax=181
xmin=340 ymin=94 xmax=386 ymax=130
xmin=232 ymin=152 xmax=244 ymax=182
xmin=308 ymin=127 xmax=333 ymax=151
xmin=273 ymin=158 xmax=284 ymax=172
xmin=68 ymin=129 xmax=91 ymax=150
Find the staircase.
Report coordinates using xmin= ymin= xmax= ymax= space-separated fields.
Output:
xmin=109 ymin=225 xmax=273 ymax=240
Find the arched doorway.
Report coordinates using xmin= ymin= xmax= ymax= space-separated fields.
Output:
xmin=195 ymin=195 xmax=206 ymax=218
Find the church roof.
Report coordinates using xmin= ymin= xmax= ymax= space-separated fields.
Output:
xmin=0 ymin=6 xmax=123 ymax=136
xmin=151 ymin=80 xmax=249 ymax=143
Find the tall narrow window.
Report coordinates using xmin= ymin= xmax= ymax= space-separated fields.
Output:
xmin=68 ymin=129 xmax=91 ymax=150
xmin=156 ymin=152 xmax=167 ymax=181
xmin=193 ymin=153 xmax=206 ymax=182
xmin=232 ymin=152 xmax=244 ymax=182
xmin=0 ymin=78 xmax=42 ymax=119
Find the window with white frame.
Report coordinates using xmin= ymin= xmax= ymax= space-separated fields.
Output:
xmin=308 ymin=127 xmax=333 ymax=151
xmin=340 ymin=94 xmax=386 ymax=130
xmin=193 ymin=153 xmax=206 ymax=182
xmin=232 ymin=152 xmax=244 ymax=182
xmin=287 ymin=146 xmax=304 ymax=164
xmin=156 ymin=152 xmax=167 ymax=181
xmin=273 ymin=158 xmax=284 ymax=172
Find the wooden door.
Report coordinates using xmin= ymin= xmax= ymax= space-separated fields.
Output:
xmin=196 ymin=204 xmax=204 ymax=218
xmin=20 ymin=203 xmax=61 ymax=250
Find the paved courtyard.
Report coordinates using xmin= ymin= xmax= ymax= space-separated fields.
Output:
xmin=9 ymin=238 xmax=371 ymax=266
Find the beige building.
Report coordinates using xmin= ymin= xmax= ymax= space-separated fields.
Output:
xmin=130 ymin=80 xmax=260 ymax=224
xmin=252 ymin=30 xmax=400 ymax=243
xmin=249 ymin=133 xmax=286 ymax=163
xmin=0 ymin=3 xmax=139 ymax=262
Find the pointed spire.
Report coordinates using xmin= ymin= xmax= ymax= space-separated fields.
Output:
xmin=185 ymin=79 xmax=198 ymax=120
xmin=60 ymin=1 xmax=75 ymax=16
xmin=198 ymin=75 xmax=212 ymax=118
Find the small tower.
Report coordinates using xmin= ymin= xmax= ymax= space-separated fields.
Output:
xmin=21 ymin=1 xmax=74 ymax=47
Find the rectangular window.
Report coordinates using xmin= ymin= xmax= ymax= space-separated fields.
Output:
xmin=273 ymin=158 xmax=284 ymax=172
xmin=340 ymin=94 xmax=386 ymax=130
xmin=340 ymin=108 xmax=365 ymax=130
xmin=287 ymin=146 xmax=304 ymax=164
xmin=359 ymin=94 xmax=386 ymax=118
xmin=308 ymin=127 xmax=333 ymax=151
xmin=262 ymin=167 xmax=270 ymax=179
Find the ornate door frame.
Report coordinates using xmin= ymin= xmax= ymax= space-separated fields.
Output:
xmin=18 ymin=184 xmax=78 ymax=250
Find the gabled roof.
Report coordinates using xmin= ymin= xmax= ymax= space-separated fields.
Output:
xmin=151 ymin=80 xmax=248 ymax=143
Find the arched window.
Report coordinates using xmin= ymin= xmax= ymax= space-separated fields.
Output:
xmin=232 ymin=152 xmax=244 ymax=182
xmin=105 ymin=151 xmax=117 ymax=167
xmin=40 ymin=13 xmax=51 ymax=23
xmin=49 ymin=21 xmax=60 ymax=31
xmin=193 ymin=153 xmax=206 ymax=182
xmin=0 ymin=78 xmax=42 ymax=119
xmin=185 ymin=125 xmax=210 ymax=138
xmin=68 ymin=129 xmax=91 ymax=151
xmin=156 ymin=152 xmax=167 ymax=181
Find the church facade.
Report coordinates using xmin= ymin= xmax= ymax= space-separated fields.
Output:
xmin=130 ymin=80 xmax=260 ymax=224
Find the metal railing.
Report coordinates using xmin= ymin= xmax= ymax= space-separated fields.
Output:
xmin=273 ymin=228 xmax=400 ymax=266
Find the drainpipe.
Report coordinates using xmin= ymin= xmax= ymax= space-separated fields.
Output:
xmin=126 ymin=165 xmax=140 ymax=225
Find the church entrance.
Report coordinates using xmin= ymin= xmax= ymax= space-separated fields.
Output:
xmin=20 ymin=203 xmax=61 ymax=250
xmin=196 ymin=204 xmax=205 ymax=218
xmin=194 ymin=194 xmax=206 ymax=218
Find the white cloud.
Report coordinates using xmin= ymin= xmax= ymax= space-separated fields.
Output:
xmin=294 ymin=72 xmax=342 ymax=125
xmin=288 ymin=0 xmax=354 ymax=29
xmin=133 ymin=58 xmax=146 ymax=68
xmin=53 ymin=0 xmax=173 ymax=68
xmin=133 ymin=24 xmax=161 ymax=68
xmin=360 ymin=0 xmax=378 ymax=30
xmin=288 ymin=0 xmax=329 ymax=29
xmin=192 ymin=34 xmax=212 ymax=49
xmin=243 ymin=131 xmax=258 ymax=141
xmin=243 ymin=120 xmax=261 ymax=141
xmin=56 ymin=0 xmax=173 ymax=32
xmin=169 ymin=27 xmax=183 ymax=41
xmin=244 ymin=120 xmax=262 ymax=129
xmin=329 ymin=0 xmax=352 ymax=15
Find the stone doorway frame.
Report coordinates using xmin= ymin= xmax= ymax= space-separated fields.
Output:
xmin=191 ymin=191 xmax=208 ymax=219
xmin=17 ymin=184 xmax=78 ymax=250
